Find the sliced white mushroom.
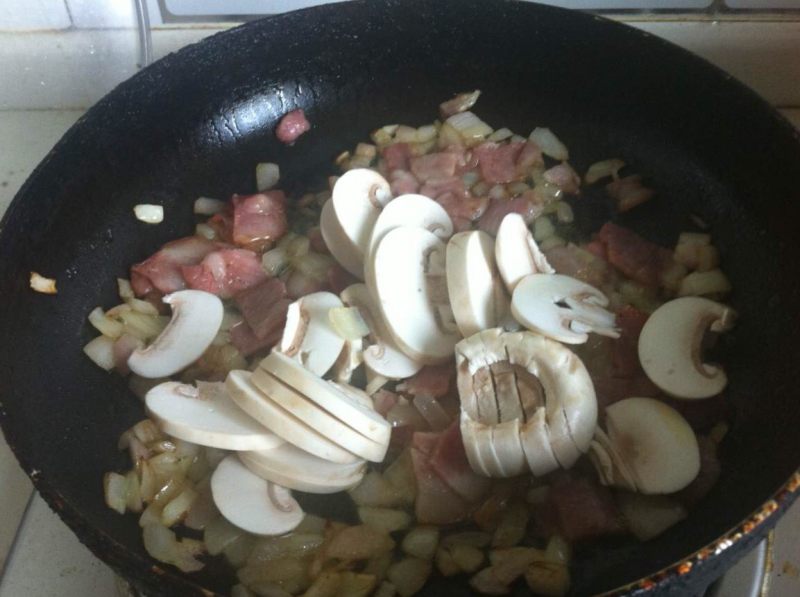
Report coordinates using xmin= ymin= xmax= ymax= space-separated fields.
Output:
xmin=145 ymin=381 xmax=283 ymax=451
xmin=604 ymin=398 xmax=700 ymax=494
xmin=211 ymin=455 xmax=303 ymax=536
xmin=511 ymin=274 xmax=618 ymax=344
xmin=340 ymin=284 xmax=422 ymax=379
xmin=446 ymin=231 xmax=509 ymax=337
xmin=518 ymin=408 xmax=560 ymax=477
xmin=459 ymin=411 xmax=493 ymax=477
xmin=455 ymin=332 xmax=500 ymax=425
xmin=638 ymin=297 xmax=736 ymax=399
xmin=250 ymin=366 xmax=387 ymax=463
xmin=331 ymin=338 xmax=363 ymax=383
xmin=365 ymin=194 xmax=454 ymax=284
xmin=371 ymin=226 xmax=461 ymax=363
xmin=239 ymin=443 xmax=366 ymax=494
xmin=588 ymin=427 xmax=637 ymax=492
xmin=262 ymin=350 xmax=391 ymax=450
xmin=279 ymin=291 xmax=346 ymax=376
xmin=321 ymin=169 xmax=392 ymax=278
xmin=226 ymin=370 xmax=359 ymax=464
xmin=320 ymin=199 xmax=364 ymax=278
xmin=494 ymin=213 xmax=555 ymax=293
xmin=128 ymin=290 xmax=223 ymax=378
xmin=489 ymin=419 xmax=528 ymax=478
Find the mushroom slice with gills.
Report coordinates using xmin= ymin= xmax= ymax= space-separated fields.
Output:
xmin=320 ymin=199 xmax=364 ymax=279
xmin=250 ymin=366 xmax=388 ymax=463
xmin=511 ymin=273 xmax=619 ymax=344
xmin=261 ymin=350 xmax=392 ymax=448
xmin=239 ymin=443 xmax=366 ymax=494
xmin=495 ymin=212 xmax=555 ymax=293
xmin=322 ymin=168 xmax=393 ymax=278
xmin=446 ymin=231 xmax=510 ymax=337
xmin=365 ymin=193 xmax=454 ymax=283
xmin=604 ymin=398 xmax=700 ymax=494
xmin=226 ymin=370 xmax=359 ymax=464
xmin=279 ymin=291 xmax=346 ymax=376
xmin=145 ymin=381 xmax=283 ymax=451
xmin=588 ymin=427 xmax=637 ymax=492
xmin=454 ymin=331 xmax=501 ymax=425
xmin=128 ymin=289 xmax=223 ymax=378
xmin=371 ymin=226 xmax=461 ymax=363
xmin=211 ymin=455 xmax=304 ymax=536
xmin=340 ymin=284 xmax=422 ymax=380
xmin=638 ymin=297 xmax=736 ymax=399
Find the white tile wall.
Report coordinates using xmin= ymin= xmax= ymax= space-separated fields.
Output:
xmin=0 ymin=436 xmax=31 ymax=576
xmin=0 ymin=0 xmax=71 ymax=31
xmin=66 ymin=0 xmax=137 ymax=29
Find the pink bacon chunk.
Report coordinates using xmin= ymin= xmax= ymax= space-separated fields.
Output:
xmin=275 ymin=109 xmax=310 ymax=144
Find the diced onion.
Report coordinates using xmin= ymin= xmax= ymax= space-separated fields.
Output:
xmin=84 ymin=335 xmax=116 ymax=370
xmin=374 ymin=582 xmax=397 ymax=597
xmin=88 ymin=307 xmax=124 ymax=339
xmin=439 ymin=90 xmax=481 ymax=118
xmin=394 ymin=125 xmax=418 ymax=143
xmin=532 ymin=217 xmax=555 ymax=242
xmin=256 ymin=162 xmax=280 ymax=191
xmin=488 ymin=127 xmax=514 ymax=142
xmin=30 ymin=271 xmax=57 ymax=294
xmin=539 ymin=236 xmax=565 ymax=251
xmin=449 ymin=544 xmax=485 ymax=574
xmin=677 ymin=232 xmax=711 ymax=246
xmin=416 ymin=125 xmax=438 ymax=144
xmin=387 ymin=558 xmax=432 ymax=597
xmin=401 ymin=527 xmax=439 ymax=560
xmin=678 ymin=269 xmax=732 ymax=297
xmin=329 ymin=307 xmax=370 ymax=340
xmin=585 ymin=159 xmax=625 ymax=184
xmin=249 ymin=534 xmax=325 ymax=564
xmin=529 ymin=127 xmax=569 ymax=161
xmin=104 ymin=472 xmax=128 ymax=514
xmin=142 ymin=523 xmax=204 ymax=573
xmin=488 ymin=184 xmax=508 ymax=201
xmin=262 ymin=247 xmax=290 ymax=277
xmin=445 ymin=111 xmax=493 ymax=145
xmin=285 ymin=235 xmax=311 ymax=262
xmin=359 ymin=507 xmax=412 ymax=534
xmin=355 ymin=143 xmax=378 ymax=159
xmin=161 ymin=486 xmax=197 ymax=527
xmin=127 ymin=297 xmax=159 ymax=316
xmin=413 ymin=394 xmax=450 ymax=431
xmin=555 ymin=201 xmax=574 ymax=224
xmin=134 ymin=204 xmax=164 ymax=224
xmin=117 ymin=278 xmax=134 ymax=300
xmin=196 ymin=223 xmax=217 ymax=240
xmin=194 ymin=197 xmax=226 ymax=215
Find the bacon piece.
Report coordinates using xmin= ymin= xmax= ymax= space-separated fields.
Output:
xmin=229 ymin=318 xmax=285 ymax=357
xmin=429 ymin=421 xmax=491 ymax=503
xmin=547 ymin=476 xmax=627 ymax=542
xmin=327 ymin=263 xmax=359 ymax=295
xmin=585 ymin=240 xmax=608 ymax=261
xmin=478 ymin=196 xmax=541 ymax=237
xmin=411 ymin=446 xmax=472 ymax=524
xmin=182 ymin=248 xmax=267 ymax=299
xmin=130 ymin=236 xmax=220 ymax=296
xmin=606 ymin=175 xmax=654 ymax=212
xmin=381 ymin=143 xmax=413 ymax=173
xmin=401 ymin=364 xmax=454 ymax=398
xmin=436 ymin=191 xmax=488 ymax=230
xmin=419 ymin=176 xmax=466 ymax=200
xmin=410 ymin=152 xmax=459 ymax=182
xmin=543 ymin=163 xmax=581 ymax=194
xmin=389 ymin=169 xmax=420 ymax=196
xmin=411 ymin=431 xmax=441 ymax=458
xmin=232 ymin=192 xmax=288 ymax=252
xmin=474 ymin=141 xmax=524 ymax=184
xmin=516 ymin=140 xmax=544 ymax=175
xmin=594 ymin=375 xmax=661 ymax=411
xmin=544 ymin=244 xmax=614 ymax=289
xmin=275 ymin=109 xmax=310 ymax=144
xmin=372 ymin=389 xmax=400 ymax=418
xmin=234 ymin=278 xmax=289 ymax=339
xmin=597 ymin=223 xmax=675 ymax=287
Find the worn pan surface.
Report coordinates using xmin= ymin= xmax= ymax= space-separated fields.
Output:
xmin=2 ymin=0 xmax=800 ymax=595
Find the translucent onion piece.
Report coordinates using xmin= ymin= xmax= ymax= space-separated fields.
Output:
xmin=262 ymin=247 xmax=290 ymax=277
xmin=117 ymin=278 xmax=134 ymax=300
xmin=445 ymin=111 xmax=493 ymax=144
xmin=194 ymin=197 xmax=226 ymax=215
xmin=196 ymin=223 xmax=217 ymax=240
xmin=585 ymin=159 xmax=625 ymax=184
xmin=142 ymin=523 xmax=204 ymax=572
xmin=329 ymin=306 xmax=370 ymax=341
xmin=88 ymin=307 xmax=124 ymax=338
xmin=529 ymin=128 xmax=568 ymax=161
xmin=256 ymin=162 xmax=280 ymax=191
xmin=678 ymin=269 xmax=732 ymax=297
xmin=84 ymin=335 xmax=116 ymax=370
xmin=134 ymin=204 xmax=164 ymax=224
xmin=104 ymin=472 xmax=128 ymax=514
xmin=29 ymin=271 xmax=57 ymax=294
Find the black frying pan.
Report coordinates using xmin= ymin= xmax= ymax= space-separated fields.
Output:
xmin=2 ymin=0 xmax=800 ymax=595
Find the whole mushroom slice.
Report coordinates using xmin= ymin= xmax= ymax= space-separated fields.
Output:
xmin=459 ymin=411 xmax=493 ymax=477
xmin=239 ymin=443 xmax=366 ymax=494
xmin=511 ymin=273 xmax=619 ymax=344
xmin=250 ymin=366 xmax=388 ymax=463
xmin=340 ymin=284 xmax=422 ymax=380
xmin=489 ymin=418 xmax=528 ymax=477
xmin=226 ymin=370 xmax=359 ymax=464
xmin=455 ymin=331 xmax=501 ymax=425
xmin=371 ymin=226 xmax=461 ymax=364
xmin=211 ymin=454 xmax=304 ymax=536
xmin=638 ymin=297 xmax=736 ymax=399
xmin=588 ymin=427 xmax=637 ymax=492
xmin=365 ymin=193 xmax=454 ymax=282
xmin=603 ymin=397 xmax=700 ymax=494
xmin=519 ymin=408 xmax=560 ymax=477
xmin=446 ymin=231 xmax=510 ymax=337
xmin=128 ymin=290 xmax=223 ymax=378
xmin=145 ymin=381 xmax=283 ymax=451
xmin=495 ymin=213 xmax=555 ymax=292
xmin=279 ymin=291 xmax=346 ymax=376
xmin=322 ymin=169 xmax=393 ymax=278
xmin=262 ymin=350 xmax=391 ymax=450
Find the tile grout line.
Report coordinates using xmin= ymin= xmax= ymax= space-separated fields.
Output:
xmin=0 ymin=490 xmax=35 ymax=583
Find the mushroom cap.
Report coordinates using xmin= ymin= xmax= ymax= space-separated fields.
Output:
xmin=279 ymin=291 xmax=346 ymax=376
xmin=638 ymin=297 xmax=735 ymax=399
xmin=239 ymin=443 xmax=366 ymax=494
xmin=340 ymin=283 xmax=422 ymax=379
xmin=495 ymin=213 xmax=555 ymax=292
xmin=366 ymin=193 xmax=453 ymax=268
xmin=511 ymin=273 xmax=617 ymax=344
xmin=211 ymin=455 xmax=304 ymax=536
xmin=371 ymin=226 xmax=461 ymax=363
xmin=446 ymin=231 xmax=510 ymax=337
xmin=324 ymin=169 xmax=392 ymax=278
xmin=605 ymin=397 xmax=700 ymax=494
xmin=225 ymin=370 xmax=359 ymax=464
xmin=145 ymin=381 xmax=283 ymax=451
xmin=320 ymin=198 xmax=364 ymax=278
xmin=128 ymin=289 xmax=223 ymax=378
xmin=262 ymin=350 xmax=391 ymax=449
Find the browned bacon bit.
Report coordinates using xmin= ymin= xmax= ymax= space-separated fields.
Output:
xmin=606 ymin=174 xmax=655 ymax=212
xmin=275 ymin=108 xmax=310 ymax=144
